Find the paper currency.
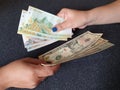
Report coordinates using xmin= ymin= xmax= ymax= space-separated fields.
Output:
xmin=68 ymin=39 xmax=113 ymax=61
xmin=18 ymin=10 xmax=57 ymax=51
xmin=17 ymin=6 xmax=73 ymax=51
xmin=18 ymin=6 xmax=73 ymax=40
xmin=38 ymin=31 xmax=114 ymax=66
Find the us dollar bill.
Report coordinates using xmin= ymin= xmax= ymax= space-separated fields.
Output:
xmin=38 ymin=31 xmax=105 ymax=66
xmin=69 ymin=39 xmax=113 ymax=61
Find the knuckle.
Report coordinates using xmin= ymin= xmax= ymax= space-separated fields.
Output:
xmin=62 ymin=8 xmax=67 ymax=11
xmin=29 ymin=86 xmax=36 ymax=89
xmin=48 ymin=70 xmax=54 ymax=76
xmin=29 ymin=83 xmax=38 ymax=89
xmin=58 ymin=24 xmax=64 ymax=30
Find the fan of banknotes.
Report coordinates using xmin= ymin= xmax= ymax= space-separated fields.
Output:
xmin=17 ymin=6 xmax=73 ymax=51
xmin=17 ymin=6 xmax=114 ymax=66
xmin=39 ymin=31 xmax=114 ymax=66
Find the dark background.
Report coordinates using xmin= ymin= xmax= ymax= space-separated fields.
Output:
xmin=0 ymin=0 xmax=120 ymax=90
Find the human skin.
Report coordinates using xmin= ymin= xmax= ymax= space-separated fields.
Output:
xmin=0 ymin=58 xmax=60 ymax=90
xmin=54 ymin=0 xmax=120 ymax=31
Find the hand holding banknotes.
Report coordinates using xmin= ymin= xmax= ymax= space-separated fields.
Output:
xmin=53 ymin=8 xmax=89 ymax=31
xmin=0 ymin=58 xmax=60 ymax=90
xmin=40 ymin=0 xmax=120 ymax=66
xmin=54 ymin=0 xmax=120 ymax=31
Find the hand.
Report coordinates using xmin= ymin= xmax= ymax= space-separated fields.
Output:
xmin=53 ymin=8 xmax=90 ymax=31
xmin=0 ymin=58 xmax=60 ymax=89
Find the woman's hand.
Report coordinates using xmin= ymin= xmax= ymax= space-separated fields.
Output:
xmin=53 ymin=8 xmax=90 ymax=31
xmin=0 ymin=58 xmax=60 ymax=89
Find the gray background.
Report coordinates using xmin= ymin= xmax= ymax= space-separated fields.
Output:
xmin=0 ymin=0 xmax=120 ymax=90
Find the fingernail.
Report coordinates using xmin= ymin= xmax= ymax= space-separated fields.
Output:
xmin=52 ymin=27 xmax=57 ymax=32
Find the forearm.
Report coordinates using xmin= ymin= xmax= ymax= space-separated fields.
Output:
xmin=87 ymin=0 xmax=120 ymax=25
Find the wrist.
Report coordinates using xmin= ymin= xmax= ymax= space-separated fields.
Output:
xmin=0 ymin=67 xmax=10 ymax=89
xmin=85 ymin=8 xmax=99 ymax=26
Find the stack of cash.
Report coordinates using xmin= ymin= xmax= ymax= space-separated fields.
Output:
xmin=17 ymin=6 xmax=114 ymax=65
xmin=39 ymin=31 xmax=114 ymax=66
xmin=17 ymin=6 xmax=73 ymax=51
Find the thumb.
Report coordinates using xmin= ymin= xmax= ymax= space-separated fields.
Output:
xmin=35 ymin=64 xmax=60 ymax=77
xmin=52 ymin=21 xmax=70 ymax=32
xmin=34 ymin=65 xmax=55 ymax=77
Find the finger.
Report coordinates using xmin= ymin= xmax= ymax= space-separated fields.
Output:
xmin=37 ymin=77 xmax=46 ymax=83
xmin=23 ymin=57 xmax=42 ymax=65
xmin=38 ymin=59 xmax=48 ymax=64
xmin=35 ymin=64 xmax=60 ymax=77
xmin=57 ymin=12 xmax=65 ymax=19
xmin=35 ymin=65 xmax=52 ymax=77
xmin=57 ymin=8 xmax=67 ymax=19
xmin=33 ymin=77 xmax=46 ymax=88
xmin=53 ymin=21 xmax=71 ymax=31
xmin=48 ymin=64 xmax=60 ymax=73
xmin=42 ymin=64 xmax=60 ymax=76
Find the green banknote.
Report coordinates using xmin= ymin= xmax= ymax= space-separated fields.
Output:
xmin=67 ymin=38 xmax=113 ymax=61
xmin=39 ymin=31 xmax=105 ymax=66
xmin=18 ymin=10 xmax=57 ymax=51
xmin=18 ymin=6 xmax=73 ymax=40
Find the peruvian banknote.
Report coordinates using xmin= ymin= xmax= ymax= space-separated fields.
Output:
xmin=17 ymin=6 xmax=73 ymax=51
xmin=18 ymin=10 xmax=57 ymax=50
xmin=18 ymin=6 xmax=73 ymax=41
